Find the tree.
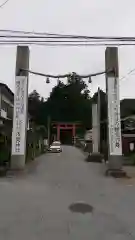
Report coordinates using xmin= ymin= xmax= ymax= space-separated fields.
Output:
xmin=28 ymin=73 xmax=92 ymax=130
xmin=47 ymin=73 xmax=92 ymax=127
xmin=29 ymin=90 xmax=40 ymax=100
xmin=28 ymin=90 xmax=44 ymax=124
xmin=120 ymin=99 xmax=135 ymax=118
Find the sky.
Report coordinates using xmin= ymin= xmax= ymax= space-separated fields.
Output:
xmin=0 ymin=0 xmax=135 ymax=99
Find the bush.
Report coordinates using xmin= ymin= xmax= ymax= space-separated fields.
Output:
xmin=131 ymin=154 xmax=135 ymax=165
xmin=0 ymin=147 xmax=10 ymax=166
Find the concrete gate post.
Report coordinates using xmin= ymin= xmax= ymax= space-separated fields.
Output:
xmin=57 ymin=125 xmax=60 ymax=141
xmin=105 ymin=47 xmax=125 ymax=176
xmin=97 ymin=87 xmax=101 ymax=152
xmin=87 ymin=103 xmax=103 ymax=163
xmin=72 ymin=124 xmax=76 ymax=145
xmin=11 ymin=46 xmax=29 ymax=170
xmin=92 ymin=103 xmax=99 ymax=153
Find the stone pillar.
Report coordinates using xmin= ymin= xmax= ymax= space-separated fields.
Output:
xmin=86 ymin=103 xmax=103 ymax=162
xmin=11 ymin=46 xmax=29 ymax=170
xmin=105 ymin=47 xmax=124 ymax=173
xmin=92 ymin=104 xmax=99 ymax=153
xmin=97 ymin=87 xmax=101 ymax=152
xmin=73 ymin=124 xmax=76 ymax=137
xmin=72 ymin=124 xmax=76 ymax=145
xmin=57 ymin=125 xmax=60 ymax=141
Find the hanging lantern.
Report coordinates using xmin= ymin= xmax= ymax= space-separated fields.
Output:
xmin=46 ymin=77 xmax=50 ymax=83
xmin=88 ymin=76 xmax=92 ymax=83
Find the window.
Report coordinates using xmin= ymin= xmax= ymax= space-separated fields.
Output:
xmin=1 ymin=100 xmax=13 ymax=119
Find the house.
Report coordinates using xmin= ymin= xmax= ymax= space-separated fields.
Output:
xmin=85 ymin=93 xmax=135 ymax=155
xmin=121 ymin=114 xmax=135 ymax=155
xmin=120 ymin=99 xmax=135 ymax=155
xmin=0 ymin=83 xmax=31 ymax=134
xmin=0 ymin=83 xmax=14 ymax=133
xmin=0 ymin=83 xmax=14 ymax=120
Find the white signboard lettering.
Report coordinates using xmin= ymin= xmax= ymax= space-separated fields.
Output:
xmin=12 ymin=76 xmax=28 ymax=155
xmin=107 ymin=77 xmax=122 ymax=155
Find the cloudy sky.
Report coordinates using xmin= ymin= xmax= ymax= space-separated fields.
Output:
xmin=0 ymin=0 xmax=135 ymax=99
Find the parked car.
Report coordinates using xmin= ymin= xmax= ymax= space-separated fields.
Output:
xmin=49 ymin=141 xmax=62 ymax=153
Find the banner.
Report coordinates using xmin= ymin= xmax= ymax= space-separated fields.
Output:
xmin=107 ymin=77 xmax=122 ymax=155
xmin=12 ymin=76 xmax=28 ymax=155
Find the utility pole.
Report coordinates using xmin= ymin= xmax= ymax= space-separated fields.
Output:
xmin=92 ymin=103 xmax=98 ymax=153
xmin=11 ymin=46 xmax=29 ymax=170
xmin=97 ymin=87 xmax=101 ymax=152
xmin=105 ymin=47 xmax=125 ymax=176
xmin=47 ymin=116 xmax=51 ymax=146
xmin=89 ymin=100 xmax=103 ymax=162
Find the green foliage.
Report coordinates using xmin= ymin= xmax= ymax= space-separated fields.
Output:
xmin=120 ymin=99 xmax=135 ymax=118
xmin=26 ymin=125 xmax=47 ymax=162
xmin=130 ymin=153 xmax=135 ymax=165
xmin=28 ymin=73 xmax=92 ymax=129
xmin=0 ymin=149 xmax=10 ymax=164
xmin=0 ymin=133 xmax=10 ymax=165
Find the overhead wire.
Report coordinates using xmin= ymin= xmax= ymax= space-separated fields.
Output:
xmin=1 ymin=30 xmax=132 ymax=127
xmin=0 ymin=35 xmax=134 ymax=41
xmin=0 ymin=29 xmax=135 ymax=46
xmin=96 ymin=68 xmax=135 ymax=125
xmin=0 ymin=36 xmax=134 ymax=46
xmin=98 ymin=68 xmax=135 ymax=125
xmin=0 ymin=35 xmax=135 ymax=44
xmin=0 ymin=28 xmax=134 ymax=40
xmin=0 ymin=41 xmax=135 ymax=47
xmin=0 ymin=29 xmax=135 ymax=41
xmin=0 ymin=0 xmax=10 ymax=8
xmin=0 ymin=38 xmax=131 ymax=43
xmin=120 ymin=68 xmax=135 ymax=81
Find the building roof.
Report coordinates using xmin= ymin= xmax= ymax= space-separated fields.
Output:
xmin=0 ymin=83 xmax=14 ymax=103
xmin=122 ymin=115 xmax=135 ymax=121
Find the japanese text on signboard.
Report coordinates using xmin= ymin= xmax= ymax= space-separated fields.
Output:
xmin=108 ymin=77 xmax=122 ymax=155
xmin=12 ymin=76 xmax=28 ymax=155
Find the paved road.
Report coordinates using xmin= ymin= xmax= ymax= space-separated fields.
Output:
xmin=0 ymin=146 xmax=135 ymax=239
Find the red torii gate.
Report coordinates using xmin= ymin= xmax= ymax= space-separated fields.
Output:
xmin=52 ymin=122 xmax=82 ymax=141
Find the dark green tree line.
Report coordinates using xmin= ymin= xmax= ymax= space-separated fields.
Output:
xmin=28 ymin=73 xmax=92 ymax=129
